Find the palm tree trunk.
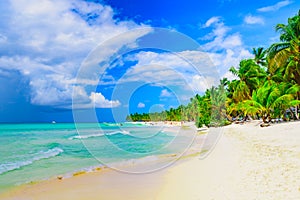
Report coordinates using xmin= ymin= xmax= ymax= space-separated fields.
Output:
xmin=295 ymin=93 xmax=299 ymax=120
xmin=262 ymin=115 xmax=268 ymax=123
xmin=289 ymin=108 xmax=295 ymax=120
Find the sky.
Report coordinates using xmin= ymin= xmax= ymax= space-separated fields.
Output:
xmin=0 ymin=0 xmax=299 ymax=123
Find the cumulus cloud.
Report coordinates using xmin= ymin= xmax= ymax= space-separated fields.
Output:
xmin=0 ymin=0 xmax=256 ymax=110
xmin=200 ymin=16 xmax=252 ymax=79
xmin=257 ymin=0 xmax=293 ymax=12
xmin=118 ymin=50 xmax=218 ymax=96
xmin=0 ymin=0 xmax=150 ymax=107
xmin=89 ymin=92 xmax=121 ymax=108
xmin=70 ymin=91 xmax=120 ymax=109
xmin=244 ymin=15 xmax=264 ymax=25
xmin=201 ymin=17 xmax=243 ymax=51
xmin=190 ymin=75 xmax=217 ymax=92
xmin=137 ymin=102 xmax=145 ymax=108
xmin=160 ymin=89 xmax=172 ymax=97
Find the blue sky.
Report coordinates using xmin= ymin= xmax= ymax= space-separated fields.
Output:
xmin=0 ymin=0 xmax=299 ymax=122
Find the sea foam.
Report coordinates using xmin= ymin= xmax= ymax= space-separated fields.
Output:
xmin=69 ymin=130 xmax=131 ymax=140
xmin=0 ymin=147 xmax=64 ymax=175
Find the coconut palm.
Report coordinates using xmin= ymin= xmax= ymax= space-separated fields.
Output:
xmin=209 ymin=85 xmax=228 ymax=125
xmin=253 ymin=47 xmax=267 ymax=67
xmin=229 ymin=59 xmax=267 ymax=103
xmin=220 ymin=77 xmax=230 ymax=87
xmin=242 ymin=81 xmax=300 ymax=123
xmin=195 ymin=90 xmax=211 ymax=127
xmin=267 ymin=10 xmax=300 ymax=119
xmin=267 ymin=10 xmax=300 ymax=85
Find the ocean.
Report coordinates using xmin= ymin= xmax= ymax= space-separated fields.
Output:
xmin=0 ymin=123 xmax=196 ymax=193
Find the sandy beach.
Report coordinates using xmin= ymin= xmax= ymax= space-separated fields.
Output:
xmin=159 ymin=121 xmax=300 ymax=199
xmin=1 ymin=121 xmax=300 ymax=199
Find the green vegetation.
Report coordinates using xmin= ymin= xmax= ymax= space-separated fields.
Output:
xmin=126 ymin=10 xmax=300 ymax=127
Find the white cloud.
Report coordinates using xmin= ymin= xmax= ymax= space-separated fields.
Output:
xmin=0 ymin=0 xmax=150 ymax=107
xmin=200 ymin=17 xmax=229 ymax=41
xmin=244 ymin=15 xmax=265 ymax=25
xmin=222 ymin=34 xmax=243 ymax=48
xmin=109 ymin=17 xmax=252 ymax=98
xmin=137 ymin=102 xmax=145 ymax=108
xmin=190 ymin=75 xmax=216 ymax=92
xmin=257 ymin=0 xmax=293 ymax=12
xmin=199 ymin=17 xmax=252 ymax=78
xmin=0 ymin=0 xmax=257 ymax=109
xmin=201 ymin=17 xmax=242 ymax=52
xmin=89 ymin=92 xmax=121 ymax=108
xmin=78 ymin=27 xmax=152 ymax=82
xmin=202 ymin=16 xmax=221 ymax=28
xmin=209 ymin=49 xmax=252 ymax=77
xmin=222 ymin=71 xmax=237 ymax=81
xmin=160 ymin=89 xmax=172 ymax=97
xmin=119 ymin=50 xmax=219 ymax=93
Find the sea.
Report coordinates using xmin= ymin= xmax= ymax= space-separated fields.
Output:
xmin=0 ymin=123 xmax=197 ymax=193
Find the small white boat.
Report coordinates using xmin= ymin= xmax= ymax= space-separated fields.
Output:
xmin=52 ymin=121 xmax=56 ymax=124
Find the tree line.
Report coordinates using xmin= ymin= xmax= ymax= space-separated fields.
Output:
xmin=126 ymin=10 xmax=300 ymax=127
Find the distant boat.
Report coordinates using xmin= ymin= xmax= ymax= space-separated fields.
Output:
xmin=52 ymin=121 xmax=56 ymax=124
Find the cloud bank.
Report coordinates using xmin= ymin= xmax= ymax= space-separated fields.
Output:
xmin=0 ymin=0 xmax=148 ymax=108
xmin=0 ymin=1 xmax=255 ymax=110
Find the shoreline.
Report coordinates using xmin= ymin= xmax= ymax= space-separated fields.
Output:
xmin=1 ymin=121 xmax=300 ymax=199
xmin=0 ymin=122 xmax=193 ymax=193
xmin=0 ymin=122 xmax=205 ymax=199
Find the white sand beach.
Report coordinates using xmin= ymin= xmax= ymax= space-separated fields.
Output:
xmin=1 ymin=121 xmax=300 ymax=199
xmin=158 ymin=120 xmax=300 ymax=199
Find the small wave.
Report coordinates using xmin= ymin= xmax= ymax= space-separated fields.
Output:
xmin=69 ymin=133 xmax=104 ymax=140
xmin=102 ymin=123 xmax=118 ymax=127
xmin=0 ymin=148 xmax=64 ymax=175
xmin=69 ymin=131 xmax=131 ymax=140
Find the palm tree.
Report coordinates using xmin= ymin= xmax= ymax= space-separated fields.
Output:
xmin=229 ymin=59 xmax=267 ymax=103
xmin=242 ymin=81 xmax=300 ymax=123
xmin=195 ymin=89 xmax=212 ymax=127
xmin=267 ymin=10 xmax=300 ymax=85
xmin=209 ymin=85 xmax=227 ymax=126
xmin=253 ymin=47 xmax=267 ymax=67
xmin=267 ymin=10 xmax=300 ymax=120
xmin=220 ymin=77 xmax=230 ymax=87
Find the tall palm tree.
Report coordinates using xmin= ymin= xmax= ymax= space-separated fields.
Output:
xmin=229 ymin=59 xmax=267 ymax=103
xmin=209 ymin=85 xmax=227 ymax=125
xmin=267 ymin=10 xmax=300 ymax=119
xmin=195 ymin=90 xmax=211 ymax=127
xmin=267 ymin=10 xmax=300 ymax=85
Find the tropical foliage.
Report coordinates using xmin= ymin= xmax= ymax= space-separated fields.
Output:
xmin=127 ymin=10 xmax=300 ymax=127
xmin=242 ymin=82 xmax=300 ymax=123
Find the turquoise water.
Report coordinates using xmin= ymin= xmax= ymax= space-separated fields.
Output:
xmin=0 ymin=123 xmax=182 ymax=192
